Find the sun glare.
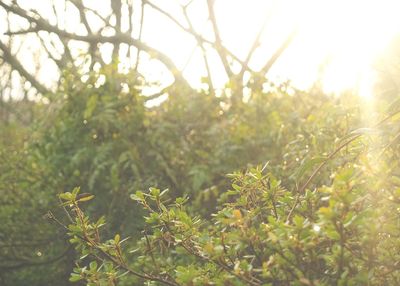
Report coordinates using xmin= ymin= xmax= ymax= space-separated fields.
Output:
xmin=160 ymin=0 xmax=400 ymax=96
xmin=301 ymin=0 xmax=400 ymax=97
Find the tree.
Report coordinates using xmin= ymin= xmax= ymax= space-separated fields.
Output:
xmin=0 ymin=0 xmax=296 ymax=103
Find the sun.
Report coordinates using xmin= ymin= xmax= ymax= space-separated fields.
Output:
xmin=299 ymin=0 xmax=400 ymax=97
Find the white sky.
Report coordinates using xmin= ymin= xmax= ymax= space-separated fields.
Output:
xmin=141 ymin=0 xmax=400 ymax=95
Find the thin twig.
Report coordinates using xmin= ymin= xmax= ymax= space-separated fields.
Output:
xmin=206 ymin=0 xmax=233 ymax=78
xmin=286 ymin=109 xmax=400 ymax=222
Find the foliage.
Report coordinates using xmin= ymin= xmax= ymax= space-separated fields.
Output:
xmin=1 ymin=61 xmax=400 ymax=285
xmin=61 ymin=139 xmax=400 ymax=285
xmin=57 ymin=88 xmax=400 ymax=285
xmin=0 ymin=110 xmax=74 ymax=285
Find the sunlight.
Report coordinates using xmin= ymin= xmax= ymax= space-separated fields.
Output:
xmin=258 ymin=0 xmax=400 ymax=96
xmin=300 ymin=0 xmax=400 ymax=97
xmin=171 ymin=0 xmax=400 ymax=96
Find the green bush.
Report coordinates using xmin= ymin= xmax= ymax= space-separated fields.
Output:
xmin=58 ymin=102 xmax=400 ymax=285
xmin=2 ymin=64 xmax=399 ymax=284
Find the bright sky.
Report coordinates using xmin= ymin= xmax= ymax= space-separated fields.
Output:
xmin=140 ymin=0 xmax=400 ymax=96
xmin=2 ymin=0 xmax=400 ymax=99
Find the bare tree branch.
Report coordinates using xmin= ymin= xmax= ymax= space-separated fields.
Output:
xmin=134 ymin=0 xmax=145 ymax=72
xmin=69 ymin=0 xmax=103 ymax=70
xmin=38 ymin=32 xmax=64 ymax=70
xmin=111 ymin=0 xmax=122 ymax=59
xmin=84 ymin=5 xmax=111 ymax=26
xmin=143 ymin=0 xmax=250 ymax=73
xmin=261 ymin=29 xmax=298 ymax=75
xmin=0 ymin=1 xmax=189 ymax=87
xmin=0 ymin=0 xmax=296 ymax=98
xmin=70 ymin=0 xmax=92 ymax=34
xmin=206 ymin=0 xmax=233 ymax=78
xmin=182 ymin=4 xmax=214 ymax=94
xmin=4 ymin=27 xmax=39 ymax=35
xmin=238 ymin=5 xmax=276 ymax=81
xmin=127 ymin=0 xmax=134 ymax=60
xmin=0 ymin=41 xmax=49 ymax=95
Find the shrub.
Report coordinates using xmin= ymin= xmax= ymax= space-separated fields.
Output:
xmin=57 ymin=104 xmax=400 ymax=285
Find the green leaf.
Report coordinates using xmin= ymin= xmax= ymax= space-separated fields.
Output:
xmin=69 ymin=273 xmax=82 ymax=282
xmin=59 ymin=192 xmax=72 ymax=201
xmin=89 ymin=261 xmax=97 ymax=271
xmin=76 ymin=194 xmax=94 ymax=202
xmin=72 ymin=187 xmax=80 ymax=196
xmin=160 ymin=188 xmax=169 ymax=197
xmin=149 ymin=187 xmax=160 ymax=197
xmin=84 ymin=94 xmax=98 ymax=118
xmin=68 ymin=224 xmax=81 ymax=232
xmin=293 ymin=215 xmax=304 ymax=228
xmin=130 ymin=191 xmax=144 ymax=202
